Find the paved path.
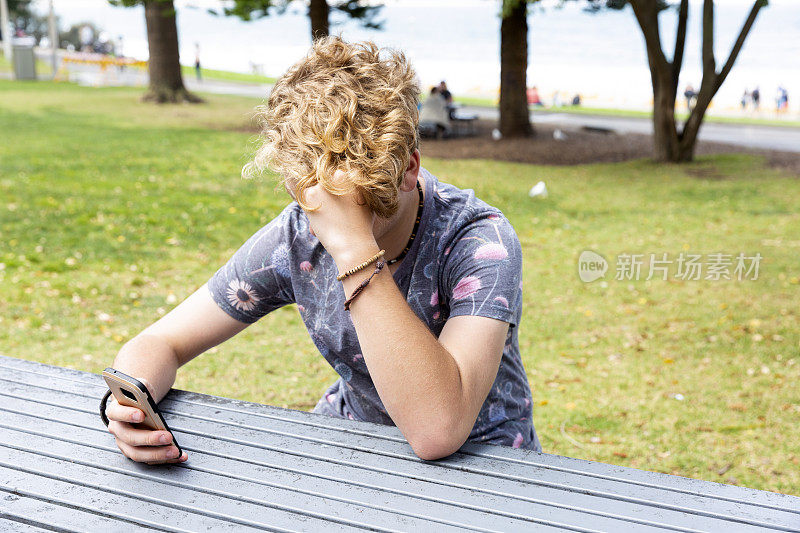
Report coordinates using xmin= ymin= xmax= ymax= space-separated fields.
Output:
xmin=180 ymin=80 xmax=800 ymax=153
xmin=7 ymin=66 xmax=797 ymax=153
xmin=185 ymin=77 xmax=271 ymax=99
xmin=463 ymin=106 xmax=800 ymax=153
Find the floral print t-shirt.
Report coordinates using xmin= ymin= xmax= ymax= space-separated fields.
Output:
xmin=207 ymin=167 xmax=542 ymax=451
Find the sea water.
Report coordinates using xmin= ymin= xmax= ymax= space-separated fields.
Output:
xmin=46 ymin=0 xmax=799 ymax=113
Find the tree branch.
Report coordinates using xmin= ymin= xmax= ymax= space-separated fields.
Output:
xmin=715 ymin=0 xmax=766 ymax=92
xmin=671 ymin=0 xmax=688 ymax=89
xmin=701 ymin=0 xmax=715 ymax=76
xmin=629 ymin=0 xmax=669 ymax=71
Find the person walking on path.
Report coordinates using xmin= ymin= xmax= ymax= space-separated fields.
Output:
xmin=194 ymin=42 xmax=202 ymax=82
xmin=684 ymin=84 xmax=697 ymax=113
xmin=741 ymin=88 xmax=750 ymax=111
xmin=752 ymin=86 xmax=761 ymax=110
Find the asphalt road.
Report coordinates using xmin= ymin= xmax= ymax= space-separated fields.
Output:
xmin=182 ymin=82 xmax=800 ymax=154
xmin=462 ymin=106 xmax=800 ymax=153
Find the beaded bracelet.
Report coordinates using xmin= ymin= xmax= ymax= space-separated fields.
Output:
xmin=336 ymin=249 xmax=386 ymax=281
xmin=344 ymin=259 xmax=386 ymax=311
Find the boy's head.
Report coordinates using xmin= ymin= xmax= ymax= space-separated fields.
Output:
xmin=245 ymin=36 xmax=421 ymax=218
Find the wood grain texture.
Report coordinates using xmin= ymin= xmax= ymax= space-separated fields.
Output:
xmin=0 ymin=354 xmax=798 ymax=532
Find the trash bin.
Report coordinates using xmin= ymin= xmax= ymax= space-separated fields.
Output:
xmin=12 ymin=44 xmax=36 ymax=80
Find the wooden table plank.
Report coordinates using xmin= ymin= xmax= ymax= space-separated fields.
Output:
xmin=0 ymin=443 xmax=395 ymax=533
xmin=0 ymin=491 xmax=162 ymax=533
xmin=0 ymin=392 xmax=641 ymax=532
xmin=0 ymin=354 xmax=798 ymax=533
xmin=0 ymin=517 xmax=67 ymax=533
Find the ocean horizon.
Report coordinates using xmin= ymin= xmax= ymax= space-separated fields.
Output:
xmin=40 ymin=0 xmax=799 ymax=112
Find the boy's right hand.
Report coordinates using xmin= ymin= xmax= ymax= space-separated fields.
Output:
xmin=105 ymin=378 xmax=188 ymax=465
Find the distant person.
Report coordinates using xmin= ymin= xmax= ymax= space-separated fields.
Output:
xmin=419 ymin=86 xmax=450 ymax=137
xmin=741 ymin=89 xmax=750 ymax=111
xmin=571 ymin=93 xmax=581 ymax=106
xmin=438 ymin=80 xmax=456 ymax=119
xmin=527 ymin=86 xmax=544 ymax=107
xmin=438 ymin=80 xmax=453 ymax=105
xmin=194 ymin=43 xmax=202 ymax=82
xmin=752 ymin=86 xmax=760 ymax=110
xmin=684 ymin=84 xmax=697 ymax=112
xmin=776 ymin=86 xmax=788 ymax=113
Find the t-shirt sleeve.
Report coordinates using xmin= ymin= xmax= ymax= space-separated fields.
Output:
xmin=206 ymin=207 xmax=296 ymax=324
xmin=441 ymin=212 xmax=523 ymax=328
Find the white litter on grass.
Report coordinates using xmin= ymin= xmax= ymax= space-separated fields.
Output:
xmin=491 ymin=128 xmax=503 ymax=141
xmin=553 ymin=128 xmax=567 ymax=141
xmin=528 ymin=181 xmax=548 ymax=199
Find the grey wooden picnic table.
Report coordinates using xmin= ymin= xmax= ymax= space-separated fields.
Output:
xmin=0 ymin=354 xmax=797 ymax=532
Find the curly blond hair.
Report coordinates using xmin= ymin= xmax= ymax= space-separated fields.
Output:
xmin=244 ymin=36 xmax=420 ymax=218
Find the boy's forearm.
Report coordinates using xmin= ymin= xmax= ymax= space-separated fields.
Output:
xmin=112 ymin=334 xmax=180 ymax=404
xmin=339 ymin=249 xmax=467 ymax=458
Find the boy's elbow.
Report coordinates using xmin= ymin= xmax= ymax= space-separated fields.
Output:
xmin=407 ymin=420 xmax=469 ymax=461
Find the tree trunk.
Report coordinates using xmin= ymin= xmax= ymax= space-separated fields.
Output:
xmin=651 ymin=67 xmax=681 ymax=162
xmin=309 ymin=0 xmax=330 ymax=40
xmin=677 ymin=83 xmax=714 ymax=162
xmin=143 ymin=0 xmax=201 ymax=103
xmin=674 ymin=0 xmax=764 ymax=162
xmin=632 ymin=0 xmax=764 ymax=163
xmin=499 ymin=0 xmax=533 ymax=138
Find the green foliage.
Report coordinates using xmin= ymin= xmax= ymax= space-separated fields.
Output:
xmin=583 ymin=0 xmax=669 ymax=12
xmin=108 ymin=0 xmax=384 ymax=29
xmin=333 ymin=0 xmax=384 ymax=30
xmin=58 ymin=21 xmax=113 ymax=53
xmin=180 ymin=64 xmax=276 ymax=84
xmin=501 ymin=0 xmax=538 ymax=20
xmin=583 ymin=0 xmax=768 ymax=14
xmin=205 ymin=0 xmax=384 ymax=30
xmin=208 ymin=0 xmax=273 ymax=21
xmin=108 ymin=0 xmax=149 ymax=7
xmin=108 ymin=0 xmax=177 ymax=17
xmin=7 ymin=0 xmax=33 ymax=19
xmin=2 ymin=80 xmax=798 ymax=493
xmin=3 ymin=0 xmax=38 ymax=41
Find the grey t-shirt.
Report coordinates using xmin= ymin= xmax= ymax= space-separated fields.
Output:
xmin=207 ymin=167 xmax=542 ymax=451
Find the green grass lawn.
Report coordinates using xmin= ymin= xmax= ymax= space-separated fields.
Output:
xmin=0 ymin=51 xmax=269 ymax=84
xmin=2 ymin=80 xmax=798 ymax=495
xmin=0 ymin=50 xmax=53 ymax=78
xmin=180 ymin=64 xmax=276 ymax=85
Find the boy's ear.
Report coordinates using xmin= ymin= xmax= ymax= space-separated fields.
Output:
xmin=399 ymin=149 xmax=421 ymax=192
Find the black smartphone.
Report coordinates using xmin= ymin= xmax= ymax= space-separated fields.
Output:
xmin=102 ymin=367 xmax=183 ymax=462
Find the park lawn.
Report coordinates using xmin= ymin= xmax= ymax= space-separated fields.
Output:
xmin=0 ymin=50 xmax=54 ymax=78
xmin=180 ymin=64 xmax=277 ymax=85
xmin=0 ymin=51 xmax=265 ymax=84
xmin=1 ymin=79 xmax=798 ymax=495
